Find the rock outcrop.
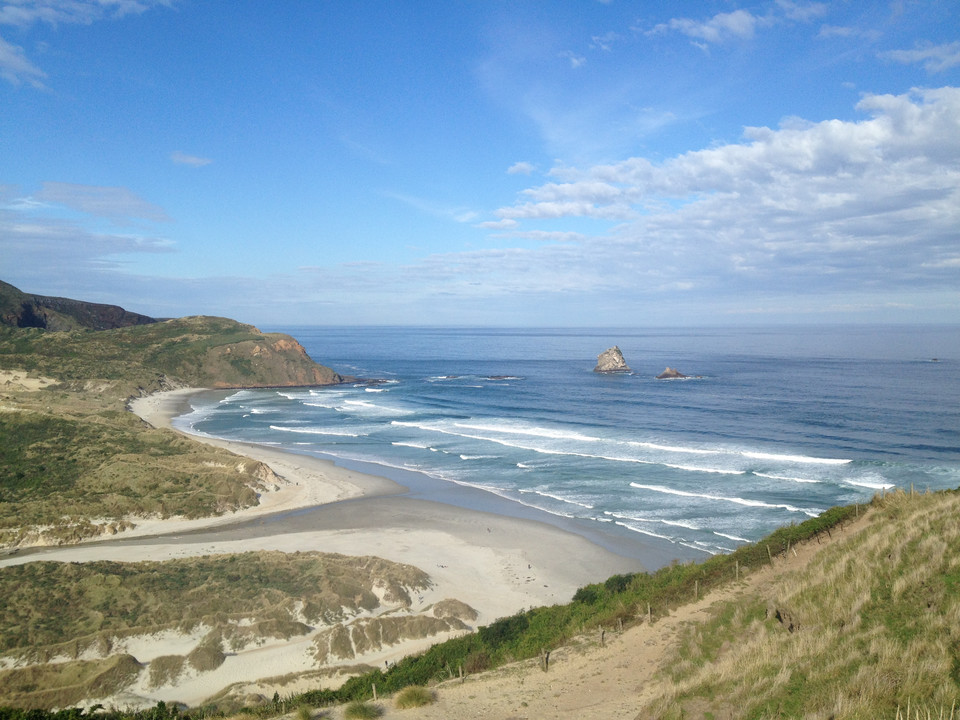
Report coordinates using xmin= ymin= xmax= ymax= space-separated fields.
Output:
xmin=594 ymin=346 xmax=631 ymax=373
xmin=656 ymin=367 xmax=688 ymax=379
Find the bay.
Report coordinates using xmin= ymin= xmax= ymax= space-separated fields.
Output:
xmin=174 ymin=325 xmax=960 ymax=560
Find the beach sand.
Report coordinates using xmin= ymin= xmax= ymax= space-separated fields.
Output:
xmin=1 ymin=388 xmax=665 ymax=707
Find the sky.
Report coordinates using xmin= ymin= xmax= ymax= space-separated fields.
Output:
xmin=1 ymin=1 xmax=959 ymax=327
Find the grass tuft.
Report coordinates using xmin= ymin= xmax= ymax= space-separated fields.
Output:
xmin=343 ymin=701 xmax=383 ymax=719
xmin=394 ymin=686 xmax=436 ymax=709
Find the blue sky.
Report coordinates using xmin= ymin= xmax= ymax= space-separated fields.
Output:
xmin=1 ymin=1 xmax=959 ymax=326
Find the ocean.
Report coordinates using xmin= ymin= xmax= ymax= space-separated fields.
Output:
xmin=173 ymin=325 xmax=960 ymax=562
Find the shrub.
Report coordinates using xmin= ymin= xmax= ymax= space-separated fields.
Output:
xmin=463 ymin=650 xmax=491 ymax=674
xmin=394 ymin=686 xmax=435 ymax=709
xmin=343 ymin=701 xmax=382 ymax=719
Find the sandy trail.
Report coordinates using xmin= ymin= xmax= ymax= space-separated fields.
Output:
xmin=390 ymin=512 xmax=868 ymax=720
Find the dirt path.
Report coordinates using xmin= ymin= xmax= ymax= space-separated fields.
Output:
xmin=375 ymin=512 xmax=870 ymax=720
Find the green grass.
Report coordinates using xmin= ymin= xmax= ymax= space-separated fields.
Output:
xmin=342 ymin=701 xmax=382 ymax=719
xmin=394 ymin=686 xmax=435 ymax=709
xmin=638 ymin=488 xmax=960 ymax=719
xmin=0 ymin=551 xmax=429 ymax=659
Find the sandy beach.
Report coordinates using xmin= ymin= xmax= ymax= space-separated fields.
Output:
xmin=1 ymin=388 xmax=664 ymax=707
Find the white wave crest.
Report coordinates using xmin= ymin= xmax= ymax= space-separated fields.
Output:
xmin=268 ymin=425 xmax=363 ymax=437
xmin=629 ymin=483 xmax=820 ymax=516
xmin=754 ymin=472 xmax=820 ymax=484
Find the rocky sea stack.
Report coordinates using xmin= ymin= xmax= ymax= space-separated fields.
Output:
xmin=594 ymin=346 xmax=631 ymax=373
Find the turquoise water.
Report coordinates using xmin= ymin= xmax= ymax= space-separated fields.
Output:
xmin=174 ymin=326 xmax=960 ymax=559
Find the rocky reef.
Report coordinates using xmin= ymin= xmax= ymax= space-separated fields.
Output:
xmin=594 ymin=346 xmax=631 ymax=373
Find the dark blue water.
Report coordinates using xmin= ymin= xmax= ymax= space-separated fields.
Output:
xmin=175 ymin=326 xmax=960 ymax=557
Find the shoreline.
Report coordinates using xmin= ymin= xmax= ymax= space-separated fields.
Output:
xmin=1 ymin=387 xmax=685 ymax=707
xmin=125 ymin=387 xmax=691 ymax=568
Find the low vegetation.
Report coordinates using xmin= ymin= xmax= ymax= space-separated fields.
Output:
xmin=0 ymin=310 xmax=344 ymax=545
xmin=394 ymin=685 xmax=436 ymax=709
xmin=0 ymin=551 xmax=429 ymax=657
xmin=2 ymin=490 xmax=959 ymax=717
xmin=638 ymin=488 xmax=960 ymax=719
xmin=0 ymin=551 xmax=432 ymax=708
xmin=342 ymin=701 xmax=383 ymax=719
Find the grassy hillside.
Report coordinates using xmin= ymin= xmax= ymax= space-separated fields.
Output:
xmin=638 ymin=488 xmax=960 ymax=718
xmin=0 ymin=315 xmax=343 ymax=392
xmin=0 ymin=280 xmax=157 ymax=331
xmin=0 ymin=311 xmax=347 ymax=546
xmin=0 ymin=551 xmax=444 ymax=709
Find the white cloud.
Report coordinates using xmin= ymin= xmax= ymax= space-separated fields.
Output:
xmin=0 ymin=34 xmax=45 ymax=86
xmin=590 ymin=31 xmax=619 ymax=52
xmin=475 ymin=218 xmax=517 ymax=229
xmin=881 ymin=41 xmax=960 ymax=73
xmin=488 ymin=87 xmax=960 ymax=301
xmin=649 ymin=10 xmax=761 ymax=45
xmin=507 ymin=161 xmax=535 ymax=175
xmin=0 ymin=0 xmax=174 ymax=85
xmin=34 ymin=182 xmax=170 ymax=222
xmin=0 ymin=0 xmax=171 ymax=28
xmin=560 ymin=50 xmax=585 ymax=68
xmin=171 ymin=151 xmax=213 ymax=167
xmin=648 ymin=2 xmax=826 ymax=47
xmin=774 ymin=0 xmax=827 ymax=23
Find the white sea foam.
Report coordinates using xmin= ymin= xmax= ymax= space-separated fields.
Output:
xmin=611 ymin=521 xmax=674 ymax=542
xmin=454 ymin=421 xmax=599 ymax=443
xmin=268 ymin=425 xmax=364 ymax=437
xmin=843 ymin=478 xmax=895 ymax=490
xmin=627 ymin=440 xmax=715 ymax=455
xmin=742 ymin=450 xmax=850 ymax=465
xmin=754 ymin=472 xmax=820 ymax=484
xmin=713 ymin=531 xmax=750 ymax=543
xmin=661 ymin=518 xmax=700 ymax=530
xmin=663 ymin=463 xmax=745 ymax=475
xmin=518 ymin=488 xmax=594 ymax=510
xmin=629 ymin=483 xmax=821 ymax=516
xmin=392 ymin=441 xmax=433 ymax=450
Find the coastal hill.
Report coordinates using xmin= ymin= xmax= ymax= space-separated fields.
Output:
xmin=0 ymin=279 xmax=158 ymax=331
xmin=0 ymin=280 xmax=344 ymax=547
xmin=0 ymin=281 xmax=343 ymax=391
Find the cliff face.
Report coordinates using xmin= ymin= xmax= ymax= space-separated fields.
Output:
xmin=198 ymin=331 xmax=344 ymax=388
xmin=111 ymin=315 xmax=345 ymax=389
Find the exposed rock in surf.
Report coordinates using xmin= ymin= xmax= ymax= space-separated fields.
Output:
xmin=594 ymin=346 xmax=631 ymax=373
xmin=656 ymin=367 xmax=688 ymax=379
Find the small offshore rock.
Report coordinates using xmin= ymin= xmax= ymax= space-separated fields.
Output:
xmin=656 ymin=367 xmax=688 ymax=379
xmin=594 ymin=346 xmax=631 ymax=373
